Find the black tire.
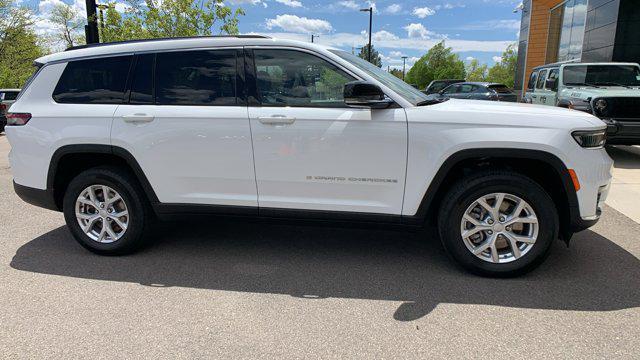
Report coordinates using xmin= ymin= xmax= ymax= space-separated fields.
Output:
xmin=438 ymin=171 xmax=558 ymax=277
xmin=63 ymin=166 xmax=152 ymax=255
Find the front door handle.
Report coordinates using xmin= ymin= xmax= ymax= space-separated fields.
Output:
xmin=258 ymin=115 xmax=296 ymax=125
xmin=122 ymin=114 xmax=155 ymax=124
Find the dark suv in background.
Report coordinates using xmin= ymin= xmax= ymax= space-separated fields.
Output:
xmin=425 ymin=82 xmax=518 ymax=103
xmin=423 ymin=79 xmax=464 ymax=95
xmin=0 ymin=89 xmax=21 ymax=133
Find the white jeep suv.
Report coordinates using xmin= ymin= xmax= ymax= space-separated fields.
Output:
xmin=6 ymin=36 xmax=613 ymax=276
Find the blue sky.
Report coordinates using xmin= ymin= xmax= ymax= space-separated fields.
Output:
xmin=30 ymin=0 xmax=524 ymax=70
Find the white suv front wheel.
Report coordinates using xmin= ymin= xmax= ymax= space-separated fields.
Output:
xmin=63 ymin=166 xmax=152 ymax=255
xmin=438 ymin=171 xmax=559 ymax=277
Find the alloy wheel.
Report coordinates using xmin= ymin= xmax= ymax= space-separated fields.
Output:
xmin=75 ymin=185 xmax=129 ymax=243
xmin=460 ymin=192 xmax=539 ymax=263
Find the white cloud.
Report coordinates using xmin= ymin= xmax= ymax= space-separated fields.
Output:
xmin=275 ymin=0 xmax=303 ymax=7
xmin=389 ymin=51 xmax=404 ymax=57
xmin=372 ymin=30 xmax=398 ymax=41
xmin=435 ymin=3 xmax=466 ymax=10
xmin=491 ymin=20 xmax=521 ymax=30
xmin=384 ymin=3 xmax=401 ymax=14
xmin=260 ymin=31 xmax=512 ymax=54
xmin=366 ymin=1 xmax=377 ymax=13
xmin=462 ymin=19 xmax=521 ymax=31
xmin=337 ymin=0 xmax=359 ymax=10
xmin=404 ymin=23 xmax=435 ymax=39
xmin=38 ymin=0 xmax=86 ymax=16
xmin=265 ymin=14 xmax=333 ymax=33
xmin=35 ymin=0 xmax=87 ymax=39
xmin=412 ymin=6 xmax=435 ymax=18
xmin=228 ymin=0 xmax=267 ymax=7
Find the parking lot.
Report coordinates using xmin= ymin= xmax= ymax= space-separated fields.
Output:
xmin=0 ymin=134 xmax=639 ymax=359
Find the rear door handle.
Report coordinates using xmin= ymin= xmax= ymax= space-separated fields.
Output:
xmin=122 ymin=114 xmax=155 ymax=124
xmin=258 ymin=115 xmax=296 ymax=125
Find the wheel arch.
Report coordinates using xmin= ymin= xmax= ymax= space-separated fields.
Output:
xmin=47 ymin=145 xmax=159 ymax=210
xmin=408 ymin=148 xmax=580 ymax=241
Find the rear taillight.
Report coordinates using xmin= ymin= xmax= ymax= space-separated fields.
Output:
xmin=6 ymin=113 xmax=31 ymax=126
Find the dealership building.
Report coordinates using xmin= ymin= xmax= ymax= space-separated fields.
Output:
xmin=515 ymin=0 xmax=640 ymax=95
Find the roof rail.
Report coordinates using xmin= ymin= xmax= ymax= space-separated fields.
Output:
xmin=65 ymin=35 xmax=271 ymax=52
xmin=532 ymin=58 xmax=581 ymax=69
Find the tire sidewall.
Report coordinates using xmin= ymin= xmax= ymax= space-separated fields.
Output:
xmin=63 ymin=168 xmax=146 ymax=254
xmin=440 ymin=176 xmax=558 ymax=276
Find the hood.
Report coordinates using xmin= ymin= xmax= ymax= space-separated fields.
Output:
xmin=411 ymin=99 xmax=606 ymax=130
xmin=560 ymin=87 xmax=640 ymax=100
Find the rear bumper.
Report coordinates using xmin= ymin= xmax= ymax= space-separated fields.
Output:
xmin=13 ymin=181 xmax=60 ymax=211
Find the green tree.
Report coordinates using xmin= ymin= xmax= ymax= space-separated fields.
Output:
xmin=357 ymin=44 xmax=382 ymax=67
xmin=101 ymin=0 xmax=245 ymax=43
xmin=487 ymin=44 xmax=518 ymax=87
xmin=466 ymin=59 xmax=488 ymax=82
xmin=405 ymin=41 xmax=465 ymax=89
xmin=49 ymin=3 xmax=86 ymax=48
xmin=0 ymin=0 xmax=45 ymax=88
xmin=389 ymin=68 xmax=404 ymax=80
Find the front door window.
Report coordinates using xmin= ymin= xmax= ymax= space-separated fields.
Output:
xmin=253 ymin=49 xmax=355 ymax=108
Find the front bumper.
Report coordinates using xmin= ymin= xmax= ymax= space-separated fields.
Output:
xmin=603 ymin=119 xmax=640 ymax=145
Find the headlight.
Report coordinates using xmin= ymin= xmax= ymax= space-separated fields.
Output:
xmin=572 ymin=130 xmax=606 ymax=148
xmin=593 ymin=98 xmax=608 ymax=115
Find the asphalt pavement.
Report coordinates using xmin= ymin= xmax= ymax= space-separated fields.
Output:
xmin=0 ymin=135 xmax=639 ymax=359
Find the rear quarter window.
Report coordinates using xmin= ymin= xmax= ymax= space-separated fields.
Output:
xmin=488 ymin=85 xmax=512 ymax=93
xmin=3 ymin=92 xmax=19 ymax=100
xmin=52 ymin=56 xmax=133 ymax=104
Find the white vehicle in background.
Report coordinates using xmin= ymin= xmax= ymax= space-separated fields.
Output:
xmin=523 ymin=62 xmax=640 ymax=145
xmin=5 ymin=36 xmax=612 ymax=277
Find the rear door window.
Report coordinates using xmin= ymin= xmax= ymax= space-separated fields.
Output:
xmin=458 ymin=84 xmax=474 ymax=93
xmin=472 ymin=85 xmax=487 ymax=93
xmin=545 ymin=68 xmax=559 ymax=90
xmin=53 ymin=55 xmax=133 ymax=104
xmin=536 ymin=70 xmax=548 ymax=89
xmin=129 ymin=54 xmax=154 ymax=104
xmin=442 ymin=84 xmax=459 ymax=94
xmin=155 ymin=49 xmax=237 ymax=106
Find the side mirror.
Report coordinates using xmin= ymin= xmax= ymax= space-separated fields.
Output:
xmin=546 ymin=78 xmax=558 ymax=91
xmin=344 ymin=81 xmax=393 ymax=109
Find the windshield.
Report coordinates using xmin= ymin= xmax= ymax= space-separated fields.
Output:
xmin=563 ymin=65 xmax=640 ymax=87
xmin=330 ymin=50 xmax=429 ymax=105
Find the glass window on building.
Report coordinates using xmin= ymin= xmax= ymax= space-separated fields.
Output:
xmin=547 ymin=0 xmax=588 ymax=63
